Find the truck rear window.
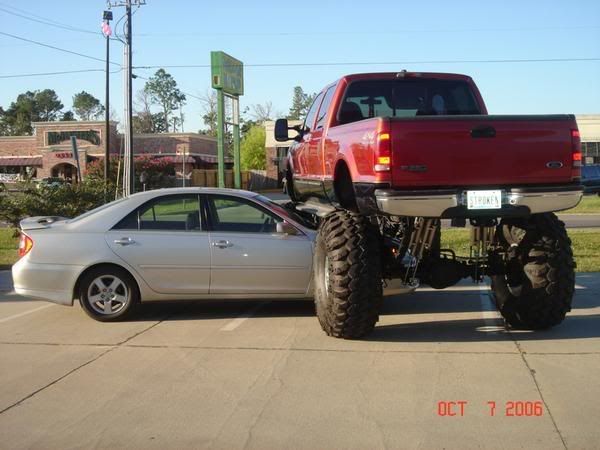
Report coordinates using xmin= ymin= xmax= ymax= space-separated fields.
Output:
xmin=338 ymin=78 xmax=481 ymax=124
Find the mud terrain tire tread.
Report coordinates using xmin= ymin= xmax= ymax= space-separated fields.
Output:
xmin=314 ymin=210 xmax=382 ymax=338
xmin=491 ymin=213 xmax=575 ymax=329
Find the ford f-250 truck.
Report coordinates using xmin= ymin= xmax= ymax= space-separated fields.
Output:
xmin=275 ymin=71 xmax=583 ymax=339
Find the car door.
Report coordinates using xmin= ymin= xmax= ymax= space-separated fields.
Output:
xmin=204 ymin=194 xmax=312 ymax=295
xmin=106 ymin=194 xmax=211 ymax=295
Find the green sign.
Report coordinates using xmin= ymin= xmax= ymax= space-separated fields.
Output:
xmin=211 ymin=51 xmax=244 ymax=96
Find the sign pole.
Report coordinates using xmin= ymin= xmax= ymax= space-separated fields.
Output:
xmin=232 ymin=96 xmax=241 ymax=189
xmin=216 ymin=88 xmax=226 ymax=188
xmin=211 ymin=51 xmax=243 ymax=189
xmin=70 ymin=136 xmax=82 ymax=183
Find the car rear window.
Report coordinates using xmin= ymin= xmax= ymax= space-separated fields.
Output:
xmin=338 ymin=78 xmax=481 ymax=124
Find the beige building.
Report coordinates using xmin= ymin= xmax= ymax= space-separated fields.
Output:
xmin=577 ymin=115 xmax=600 ymax=164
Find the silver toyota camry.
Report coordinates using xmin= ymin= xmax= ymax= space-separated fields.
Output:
xmin=12 ymin=188 xmax=317 ymax=321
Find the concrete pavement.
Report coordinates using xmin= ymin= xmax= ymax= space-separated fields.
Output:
xmin=0 ymin=270 xmax=599 ymax=449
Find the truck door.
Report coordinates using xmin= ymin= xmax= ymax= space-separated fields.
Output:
xmin=290 ymin=91 xmax=324 ymax=194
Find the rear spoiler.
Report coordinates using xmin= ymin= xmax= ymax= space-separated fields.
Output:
xmin=19 ymin=216 xmax=69 ymax=231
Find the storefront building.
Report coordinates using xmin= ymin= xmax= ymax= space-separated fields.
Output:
xmin=0 ymin=121 xmax=221 ymax=183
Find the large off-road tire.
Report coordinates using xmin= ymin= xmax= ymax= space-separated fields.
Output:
xmin=284 ymin=163 xmax=298 ymax=202
xmin=490 ymin=213 xmax=575 ymax=329
xmin=313 ymin=210 xmax=383 ymax=339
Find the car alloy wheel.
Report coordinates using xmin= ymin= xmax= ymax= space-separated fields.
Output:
xmin=87 ymin=275 xmax=129 ymax=315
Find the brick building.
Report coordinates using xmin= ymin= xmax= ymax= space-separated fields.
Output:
xmin=0 ymin=120 xmax=222 ymax=183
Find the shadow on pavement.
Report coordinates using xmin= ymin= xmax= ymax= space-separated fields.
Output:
xmin=367 ymin=314 xmax=600 ymax=343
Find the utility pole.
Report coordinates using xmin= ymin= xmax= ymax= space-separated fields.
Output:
xmin=108 ymin=0 xmax=145 ymax=196
xmin=102 ymin=10 xmax=113 ymax=200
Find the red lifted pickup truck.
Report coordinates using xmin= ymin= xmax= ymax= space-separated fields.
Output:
xmin=275 ymin=71 xmax=583 ymax=339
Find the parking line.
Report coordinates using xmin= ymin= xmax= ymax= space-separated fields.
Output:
xmin=220 ymin=301 xmax=269 ymax=332
xmin=0 ymin=304 xmax=54 ymax=324
xmin=478 ymin=284 xmax=503 ymax=331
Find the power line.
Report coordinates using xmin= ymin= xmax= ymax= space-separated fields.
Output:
xmin=0 ymin=68 xmax=123 ymax=79
xmin=133 ymin=57 xmax=600 ymax=70
xmin=0 ymin=6 xmax=99 ymax=36
xmin=130 ymin=25 xmax=600 ymax=38
xmin=0 ymin=31 xmax=121 ymax=66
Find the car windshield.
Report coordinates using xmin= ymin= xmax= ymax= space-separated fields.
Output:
xmin=339 ymin=78 xmax=481 ymax=124
xmin=253 ymin=195 xmax=315 ymax=229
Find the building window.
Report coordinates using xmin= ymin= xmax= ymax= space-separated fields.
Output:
xmin=582 ymin=142 xmax=600 ymax=159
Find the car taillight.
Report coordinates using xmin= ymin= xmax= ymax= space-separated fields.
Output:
xmin=18 ymin=233 xmax=33 ymax=258
xmin=374 ymin=132 xmax=391 ymax=172
xmin=571 ymin=129 xmax=582 ymax=181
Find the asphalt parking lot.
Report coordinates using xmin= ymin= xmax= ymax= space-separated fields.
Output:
xmin=0 ymin=270 xmax=599 ymax=449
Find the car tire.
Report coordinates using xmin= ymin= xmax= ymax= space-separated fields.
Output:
xmin=490 ymin=213 xmax=575 ymax=329
xmin=313 ymin=210 xmax=383 ymax=339
xmin=78 ymin=266 xmax=139 ymax=322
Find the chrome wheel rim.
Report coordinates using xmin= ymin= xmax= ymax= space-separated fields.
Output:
xmin=87 ymin=275 xmax=129 ymax=315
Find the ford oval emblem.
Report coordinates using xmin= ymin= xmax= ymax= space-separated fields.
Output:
xmin=546 ymin=161 xmax=564 ymax=169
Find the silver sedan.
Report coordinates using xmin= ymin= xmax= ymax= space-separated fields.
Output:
xmin=12 ymin=188 xmax=317 ymax=321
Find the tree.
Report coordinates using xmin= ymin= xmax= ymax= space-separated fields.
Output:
xmin=72 ymin=91 xmax=104 ymax=121
xmin=0 ymin=90 xmax=63 ymax=135
xmin=143 ymin=69 xmax=186 ymax=133
xmin=36 ymin=89 xmax=63 ymax=121
xmin=0 ymin=106 xmax=8 ymax=135
xmin=198 ymin=90 xmax=218 ymax=137
xmin=250 ymin=101 xmax=274 ymax=122
xmin=240 ymin=124 xmax=266 ymax=170
xmin=288 ymin=86 xmax=316 ymax=120
xmin=61 ymin=111 xmax=75 ymax=121
xmin=132 ymin=112 xmax=166 ymax=134
xmin=133 ymin=90 xmax=165 ymax=133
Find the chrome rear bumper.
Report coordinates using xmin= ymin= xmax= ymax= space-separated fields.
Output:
xmin=374 ymin=185 xmax=583 ymax=218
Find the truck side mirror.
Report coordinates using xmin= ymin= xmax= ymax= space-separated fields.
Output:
xmin=274 ymin=119 xmax=290 ymax=142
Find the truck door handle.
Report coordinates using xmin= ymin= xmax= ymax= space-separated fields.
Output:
xmin=212 ymin=240 xmax=233 ymax=249
xmin=114 ymin=237 xmax=135 ymax=246
xmin=470 ymin=125 xmax=496 ymax=138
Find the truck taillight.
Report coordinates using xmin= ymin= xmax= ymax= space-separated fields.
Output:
xmin=18 ymin=233 xmax=33 ymax=258
xmin=374 ymin=132 xmax=391 ymax=172
xmin=571 ymin=129 xmax=582 ymax=181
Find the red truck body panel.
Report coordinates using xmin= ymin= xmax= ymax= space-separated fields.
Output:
xmin=386 ymin=116 xmax=577 ymax=188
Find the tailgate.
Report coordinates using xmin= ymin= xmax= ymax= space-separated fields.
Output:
xmin=389 ymin=115 xmax=577 ymax=187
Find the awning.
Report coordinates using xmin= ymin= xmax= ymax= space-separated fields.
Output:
xmin=196 ymin=154 xmax=233 ymax=164
xmin=173 ymin=155 xmax=196 ymax=164
xmin=0 ymin=156 xmax=43 ymax=167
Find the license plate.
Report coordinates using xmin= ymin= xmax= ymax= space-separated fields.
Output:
xmin=467 ymin=190 xmax=502 ymax=210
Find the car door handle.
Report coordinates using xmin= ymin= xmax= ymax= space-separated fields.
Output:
xmin=114 ymin=237 xmax=135 ymax=246
xmin=212 ymin=240 xmax=233 ymax=249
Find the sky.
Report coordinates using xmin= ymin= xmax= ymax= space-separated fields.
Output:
xmin=0 ymin=0 xmax=599 ymax=133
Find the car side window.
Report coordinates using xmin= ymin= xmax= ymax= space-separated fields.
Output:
xmin=206 ymin=195 xmax=282 ymax=233
xmin=113 ymin=195 xmax=201 ymax=231
xmin=303 ymin=92 xmax=324 ymax=133
xmin=315 ymin=86 xmax=336 ymax=130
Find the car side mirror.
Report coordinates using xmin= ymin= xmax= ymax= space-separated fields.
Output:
xmin=276 ymin=221 xmax=299 ymax=236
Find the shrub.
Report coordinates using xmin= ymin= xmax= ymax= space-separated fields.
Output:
xmin=0 ymin=179 xmax=109 ymax=234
